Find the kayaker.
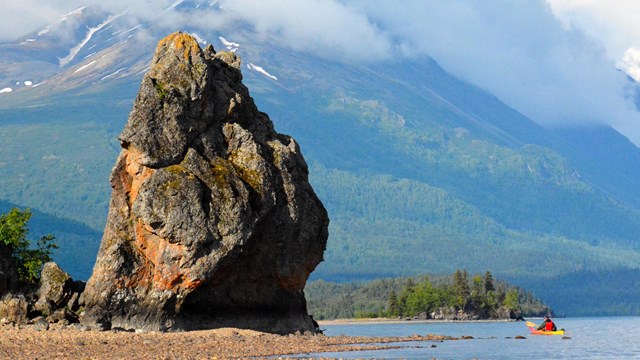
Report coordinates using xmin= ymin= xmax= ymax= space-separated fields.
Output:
xmin=536 ymin=316 xmax=557 ymax=332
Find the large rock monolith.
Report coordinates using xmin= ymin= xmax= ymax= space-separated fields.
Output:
xmin=81 ymin=32 xmax=328 ymax=333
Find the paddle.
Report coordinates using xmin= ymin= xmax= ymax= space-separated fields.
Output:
xmin=525 ymin=321 xmax=538 ymax=328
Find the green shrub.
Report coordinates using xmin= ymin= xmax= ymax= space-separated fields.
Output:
xmin=0 ymin=208 xmax=57 ymax=283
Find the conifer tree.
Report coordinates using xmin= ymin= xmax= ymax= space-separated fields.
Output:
xmin=503 ymin=289 xmax=520 ymax=312
xmin=387 ymin=290 xmax=400 ymax=317
xmin=453 ymin=269 xmax=470 ymax=308
xmin=483 ymin=270 xmax=495 ymax=293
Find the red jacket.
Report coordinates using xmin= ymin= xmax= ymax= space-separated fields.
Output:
xmin=545 ymin=320 xmax=556 ymax=331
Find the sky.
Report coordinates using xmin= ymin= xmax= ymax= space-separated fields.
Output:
xmin=1 ymin=0 xmax=639 ymax=144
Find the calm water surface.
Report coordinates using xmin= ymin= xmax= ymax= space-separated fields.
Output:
xmin=304 ymin=317 xmax=640 ymax=359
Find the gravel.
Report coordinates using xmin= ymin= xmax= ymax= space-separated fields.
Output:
xmin=0 ymin=323 xmax=458 ymax=359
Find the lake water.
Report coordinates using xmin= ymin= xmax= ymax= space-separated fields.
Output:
xmin=305 ymin=317 xmax=640 ymax=359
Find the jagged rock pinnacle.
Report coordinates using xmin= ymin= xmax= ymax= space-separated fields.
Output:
xmin=81 ymin=32 xmax=329 ymax=333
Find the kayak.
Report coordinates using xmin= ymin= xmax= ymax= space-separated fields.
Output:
xmin=525 ymin=321 xmax=566 ymax=335
xmin=528 ymin=327 xmax=566 ymax=335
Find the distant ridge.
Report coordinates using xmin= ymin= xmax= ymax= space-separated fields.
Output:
xmin=1 ymin=5 xmax=640 ymax=316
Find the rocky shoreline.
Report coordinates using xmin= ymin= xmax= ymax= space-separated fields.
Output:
xmin=319 ymin=317 xmax=521 ymax=325
xmin=0 ymin=324 xmax=462 ymax=359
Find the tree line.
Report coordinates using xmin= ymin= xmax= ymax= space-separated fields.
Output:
xmin=306 ymin=270 xmax=550 ymax=320
xmin=387 ymin=269 xmax=548 ymax=319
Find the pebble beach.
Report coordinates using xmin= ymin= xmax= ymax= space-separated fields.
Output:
xmin=0 ymin=323 xmax=457 ymax=359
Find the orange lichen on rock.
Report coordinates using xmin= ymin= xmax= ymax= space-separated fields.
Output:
xmin=157 ymin=273 xmax=203 ymax=291
xmin=121 ymin=261 xmax=152 ymax=290
xmin=133 ymin=218 xmax=201 ymax=293
xmin=156 ymin=32 xmax=201 ymax=63
xmin=122 ymin=147 xmax=154 ymax=207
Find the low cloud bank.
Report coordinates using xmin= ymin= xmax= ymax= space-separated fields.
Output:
xmin=1 ymin=0 xmax=638 ymax=144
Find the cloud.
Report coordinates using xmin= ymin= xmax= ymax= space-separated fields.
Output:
xmin=0 ymin=1 xmax=205 ymax=41
xmin=547 ymin=0 xmax=640 ymax=58
xmin=349 ymin=0 xmax=640 ymax=142
xmin=208 ymin=0 xmax=394 ymax=62
xmin=0 ymin=0 xmax=79 ymax=40
xmin=0 ymin=0 xmax=639 ymax=144
xmin=0 ymin=0 xmax=393 ymax=60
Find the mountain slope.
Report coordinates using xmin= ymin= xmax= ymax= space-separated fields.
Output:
xmin=554 ymin=125 xmax=640 ymax=209
xmin=246 ymin=47 xmax=640 ymax=249
xmin=1 ymin=6 xmax=640 ymax=315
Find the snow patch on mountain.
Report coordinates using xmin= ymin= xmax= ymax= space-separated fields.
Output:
xmin=74 ymin=61 xmax=97 ymax=73
xmin=247 ymin=63 xmax=277 ymax=80
xmin=618 ymin=47 xmax=640 ymax=82
xmin=0 ymin=88 xmax=13 ymax=94
xmin=191 ymin=33 xmax=207 ymax=45
xmin=136 ymin=66 xmax=151 ymax=75
xmin=59 ymin=15 xmax=119 ymax=67
xmin=60 ymin=6 xmax=87 ymax=22
xmin=169 ymin=0 xmax=186 ymax=10
xmin=38 ymin=27 xmax=51 ymax=36
xmin=101 ymin=68 xmax=125 ymax=81
xmin=219 ymin=36 xmax=239 ymax=52
xmin=122 ymin=25 xmax=141 ymax=36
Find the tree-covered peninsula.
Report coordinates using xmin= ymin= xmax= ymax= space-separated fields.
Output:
xmin=306 ymin=270 xmax=550 ymax=320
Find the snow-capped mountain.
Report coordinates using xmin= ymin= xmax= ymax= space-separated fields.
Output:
xmin=0 ymin=3 xmax=278 ymax=105
xmin=0 ymin=6 xmax=144 ymax=98
xmin=2 ymin=3 xmax=640 ymax=317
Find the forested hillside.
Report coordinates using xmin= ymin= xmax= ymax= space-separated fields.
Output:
xmin=308 ymin=164 xmax=640 ymax=282
xmin=1 ymin=21 xmax=640 ymax=316
xmin=513 ymin=269 xmax=640 ymax=316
